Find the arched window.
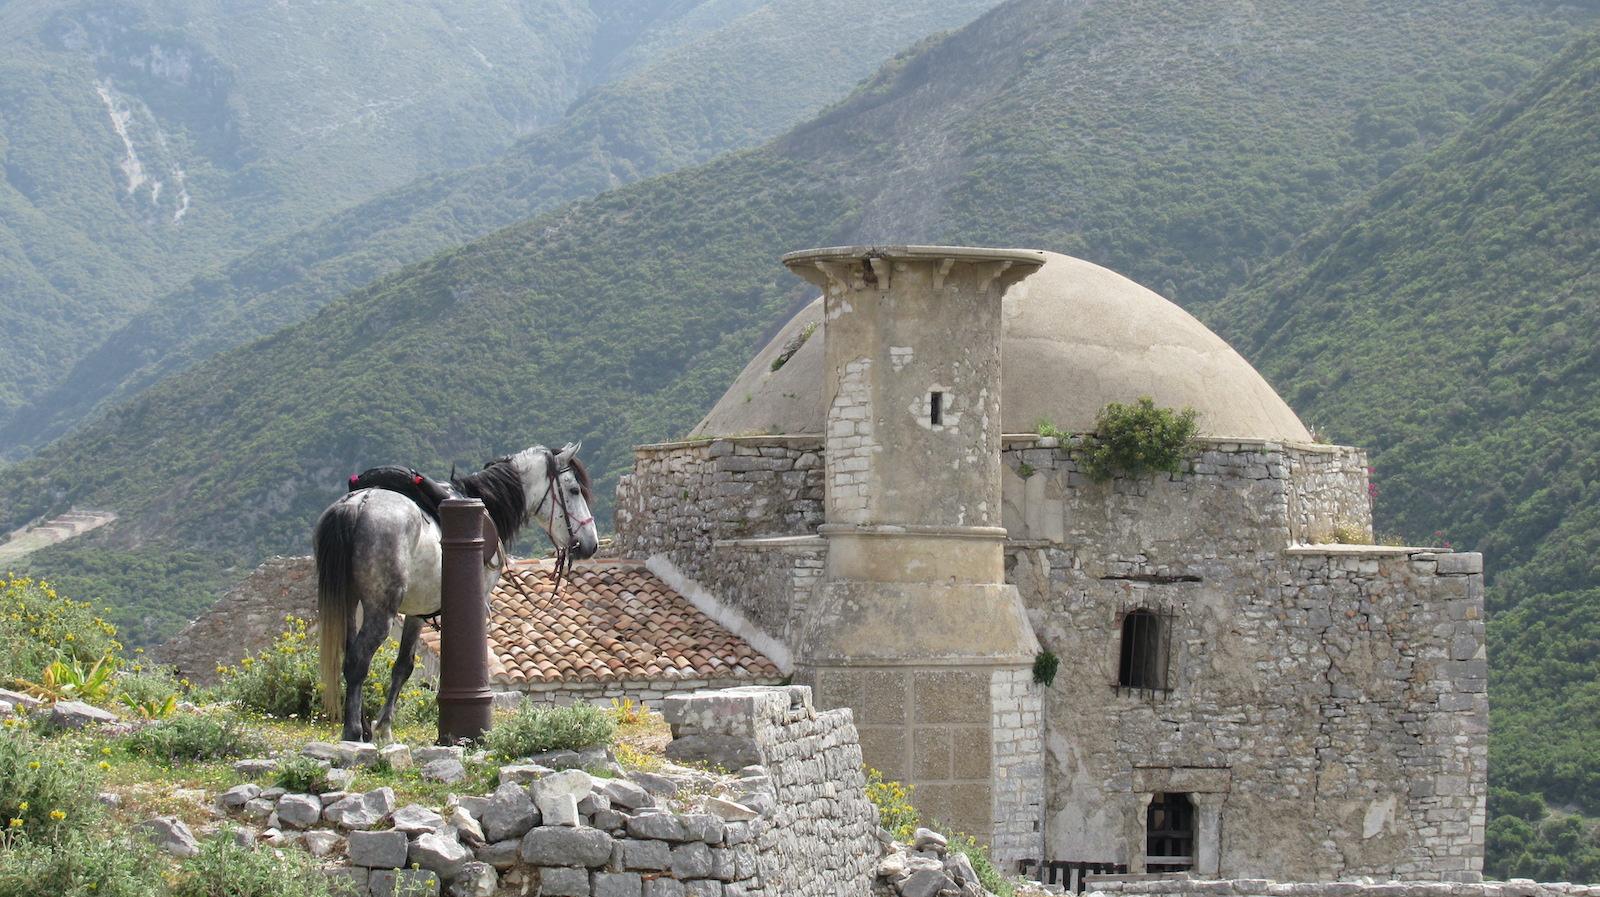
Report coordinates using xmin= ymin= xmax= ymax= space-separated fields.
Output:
xmin=1146 ymin=792 xmax=1195 ymax=871
xmin=1118 ymin=608 xmax=1169 ymax=691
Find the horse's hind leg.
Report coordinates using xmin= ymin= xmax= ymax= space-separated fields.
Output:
xmin=342 ymin=606 xmax=392 ymax=743
xmin=373 ymin=615 xmax=423 ymax=745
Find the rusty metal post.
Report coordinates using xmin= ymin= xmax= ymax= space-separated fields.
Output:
xmin=437 ymin=497 xmax=493 ymax=744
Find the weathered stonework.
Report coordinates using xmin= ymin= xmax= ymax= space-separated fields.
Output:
xmin=152 ymin=555 xmax=315 ymax=683
xmin=1087 ymin=877 xmax=1597 ymax=897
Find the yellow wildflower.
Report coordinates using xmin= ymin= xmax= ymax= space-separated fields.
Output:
xmin=7 ymin=819 xmax=20 ymax=829
xmin=50 ymin=810 xmax=66 ymax=821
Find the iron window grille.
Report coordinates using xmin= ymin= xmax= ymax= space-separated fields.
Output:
xmin=1145 ymin=791 xmax=1196 ymax=872
xmin=1116 ymin=605 xmax=1174 ymax=696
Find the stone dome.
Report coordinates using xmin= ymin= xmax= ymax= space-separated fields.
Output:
xmin=691 ymin=251 xmax=1311 ymax=442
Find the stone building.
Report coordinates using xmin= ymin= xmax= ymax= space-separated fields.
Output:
xmin=614 ymin=246 xmax=1488 ymax=882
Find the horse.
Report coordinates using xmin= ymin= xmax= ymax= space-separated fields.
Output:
xmin=312 ymin=443 xmax=598 ymax=743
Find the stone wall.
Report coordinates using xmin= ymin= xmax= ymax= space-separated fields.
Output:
xmin=662 ymin=685 xmax=882 ymax=896
xmin=491 ymin=677 xmax=785 ymax=710
xmin=1000 ymin=437 xmax=1486 ymax=882
xmin=1087 ymin=877 xmax=1599 ymax=897
xmin=152 ymin=555 xmax=316 ymax=683
xmin=1285 ymin=444 xmax=1373 ymax=544
xmin=614 ymin=437 xmax=824 ymax=645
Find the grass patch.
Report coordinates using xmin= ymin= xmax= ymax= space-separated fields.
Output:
xmin=482 ymin=703 xmax=616 ymax=761
xmin=124 ymin=714 xmax=267 ymax=763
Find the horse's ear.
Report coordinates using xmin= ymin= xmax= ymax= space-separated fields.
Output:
xmin=557 ymin=441 xmax=581 ymax=461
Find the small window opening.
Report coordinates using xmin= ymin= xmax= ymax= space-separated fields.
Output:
xmin=930 ymin=391 xmax=944 ymax=425
xmin=1118 ymin=608 xmax=1169 ymax=691
xmin=1145 ymin=792 xmax=1195 ymax=872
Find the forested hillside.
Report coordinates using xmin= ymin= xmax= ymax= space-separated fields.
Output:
xmin=3 ymin=0 xmax=1594 ymax=648
xmin=1210 ymin=31 xmax=1600 ymax=878
xmin=0 ymin=0 xmax=997 ymax=459
xmin=0 ymin=0 xmax=930 ymax=431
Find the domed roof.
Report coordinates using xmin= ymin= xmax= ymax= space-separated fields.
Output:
xmin=691 ymin=251 xmax=1311 ymax=442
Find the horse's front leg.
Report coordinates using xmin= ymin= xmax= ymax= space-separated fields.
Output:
xmin=342 ymin=608 xmax=391 ymax=743
xmin=373 ymin=616 xmax=423 ymax=745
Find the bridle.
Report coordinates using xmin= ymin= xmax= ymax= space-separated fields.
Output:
xmin=543 ymin=451 xmax=592 ymax=598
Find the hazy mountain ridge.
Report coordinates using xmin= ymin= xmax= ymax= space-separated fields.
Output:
xmin=0 ymin=0 xmax=846 ymax=424
xmin=0 ymin=0 xmax=998 ymax=459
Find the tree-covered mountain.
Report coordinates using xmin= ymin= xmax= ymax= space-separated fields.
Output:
xmin=1208 ymin=30 xmax=1600 ymax=878
xmin=4 ymin=0 xmax=1595 ymax=646
xmin=0 ymin=0 xmax=969 ymax=433
xmin=0 ymin=0 xmax=998 ymax=459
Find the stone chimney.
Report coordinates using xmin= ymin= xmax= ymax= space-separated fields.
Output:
xmin=782 ymin=245 xmax=1046 ymax=859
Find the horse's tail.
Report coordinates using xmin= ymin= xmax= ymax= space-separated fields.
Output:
xmin=313 ymin=500 xmax=359 ymax=720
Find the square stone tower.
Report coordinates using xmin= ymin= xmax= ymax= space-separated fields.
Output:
xmin=782 ymin=245 xmax=1048 ymax=860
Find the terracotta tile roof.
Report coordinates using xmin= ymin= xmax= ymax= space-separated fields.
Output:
xmin=420 ymin=560 xmax=781 ymax=686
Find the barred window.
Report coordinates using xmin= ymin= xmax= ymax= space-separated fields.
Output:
xmin=1145 ymin=792 xmax=1195 ymax=872
xmin=1118 ymin=608 xmax=1170 ymax=691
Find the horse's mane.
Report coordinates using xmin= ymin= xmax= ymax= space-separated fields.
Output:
xmin=565 ymin=454 xmax=594 ymax=503
xmin=452 ymin=457 xmax=527 ymax=549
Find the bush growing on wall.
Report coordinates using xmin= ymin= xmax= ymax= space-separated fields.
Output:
xmin=1080 ymin=397 xmax=1199 ymax=482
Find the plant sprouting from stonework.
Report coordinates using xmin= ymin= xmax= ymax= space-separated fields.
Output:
xmin=1032 ymin=649 xmax=1060 ymax=687
xmin=1079 ymin=397 xmax=1199 ymax=482
xmin=770 ymin=321 xmax=819 ymax=372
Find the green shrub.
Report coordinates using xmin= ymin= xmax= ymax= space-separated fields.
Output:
xmin=949 ymin=832 xmax=1015 ymax=897
xmin=0 ymin=830 xmax=159 ymax=897
xmin=170 ymin=835 xmax=336 ymax=897
xmin=483 ymin=703 xmax=616 ymax=760
xmin=218 ymin=616 xmax=412 ymax=723
xmin=115 ymin=665 xmax=185 ymax=709
xmin=865 ymin=768 xmax=919 ymax=840
xmin=274 ymin=755 xmax=333 ymax=794
xmin=0 ymin=575 xmax=121 ymax=686
xmin=1032 ymin=649 xmax=1060 ymax=687
xmin=0 ymin=726 xmax=101 ymax=841
xmin=1079 ymin=397 xmax=1199 ymax=482
xmin=124 ymin=714 xmax=267 ymax=763
xmin=1033 ymin=419 xmax=1069 ymax=440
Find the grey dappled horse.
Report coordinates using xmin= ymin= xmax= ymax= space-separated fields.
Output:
xmin=313 ymin=443 xmax=598 ymax=743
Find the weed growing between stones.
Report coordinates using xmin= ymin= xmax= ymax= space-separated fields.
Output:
xmin=866 ymin=768 xmax=918 ymax=840
xmin=274 ymin=755 xmax=334 ymax=793
xmin=1032 ymin=649 xmax=1060 ymax=687
xmin=124 ymin=713 xmax=267 ymax=763
xmin=482 ymin=702 xmax=616 ymax=760
xmin=1080 ymin=397 xmax=1199 ymax=482
xmin=949 ymin=832 xmax=1014 ymax=897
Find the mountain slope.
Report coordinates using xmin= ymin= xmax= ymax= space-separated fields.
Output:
xmin=0 ymin=0 xmax=998 ymax=459
xmin=0 ymin=0 xmax=839 ymax=421
xmin=1206 ymin=29 xmax=1600 ymax=859
xmin=3 ymin=0 xmax=1594 ymax=639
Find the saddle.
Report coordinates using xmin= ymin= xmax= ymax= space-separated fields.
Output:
xmin=347 ymin=466 xmax=503 ymax=601
xmin=348 ymin=466 xmax=455 ymax=524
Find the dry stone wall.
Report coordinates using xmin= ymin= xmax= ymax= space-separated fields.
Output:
xmin=152 ymin=555 xmax=315 ymax=683
xmin=615 ymin=438 xmax=824 ymax=645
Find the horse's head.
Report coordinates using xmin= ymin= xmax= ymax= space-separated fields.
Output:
xmin=531 ymin=442 xmax=599 ymax=560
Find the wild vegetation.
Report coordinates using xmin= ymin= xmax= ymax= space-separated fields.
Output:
xmin=1209 ymin=31 xmax=1600 ymax=877
xmin=1078 ymin=398 xmax=1199 ymax=482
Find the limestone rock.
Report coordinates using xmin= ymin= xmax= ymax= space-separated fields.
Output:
xmin=370 ymin=868 xmax=440 ymax=897
xmin=519 ymin=825 xmax=615 ymax=867
xmin=324 ymin=787 xmax=396 ymax=829
xmin=626 ymin=812 xmax=689 ymax=842
xmin=498 ymin=763 xmax=555 ymax=785
xmin=481 ymin=782 xmax=539 ymax=843
xmin=217 ymin=783 xmax=261 ymax=811
xmin=627 ymin=771 xmax=680 ymax=797
xmin=663 ymin=734 xmax=760 ymax=770
xmin=899 ymin=868 xmax=956 ymax=897
xmin=475 ymin=839 xmax=521 ymax=870
xmin=540 ymin=792 xmax=580 ymax=827
xmin=302 ymin=829 xmax=341 ymax=857
xmin=538 ymin=866 xmax=590 ymax=897
xmin=413 ymin=745 xmax=464 ymax=765
xmin=348 ymin=829 xmax=409 ymax=868
xmin=912 ymin=827 xmax=947 ymax=854
xmin=446 ymin=861 xmax=498 ymax=897
xmin=241 ymin=797 xmax=275 ymax=821
xmin=600 ymin=779 xmax=653 ymax=811
xmin=35 ymin=700 xmax=118 ymax=730
xmin=276 ymin=793 xmax=322 ymax=830
xmin=421 ymin=757 xmax=467 ymax=784
xmin=232 ymin=759 xmax=277 ymax=777
xmin=138 ymin=816 xmax=199 ymax=857
xmin=594 ymin=871 xmax=644 ymax=897
xmin=409 ymin=828 xmax=473 ymax=879
xmin=448 ymin=806 xmax=486 ymax=846
xmin=392 ymin=803 xmax=446 ymax=835
xmin=621 ymin=838 xmax=671 ymax=871
xmin=379 ymin=743 xmax=413 ymax=771
xmin=704 ymin=796 xmax=757 ymax=822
